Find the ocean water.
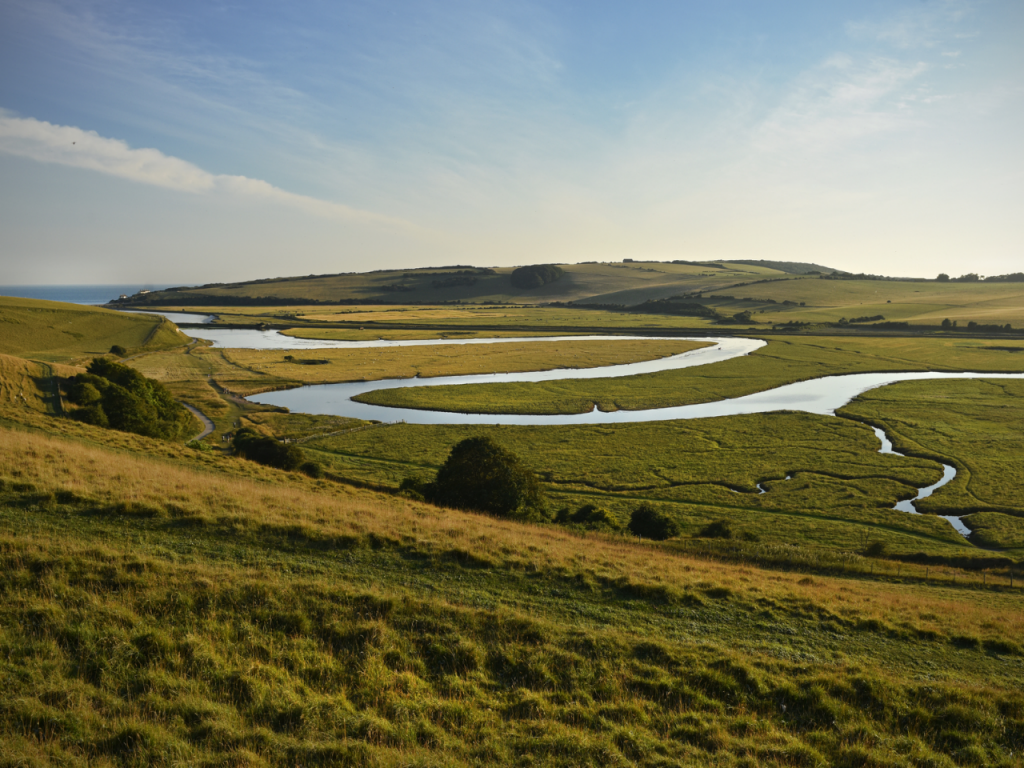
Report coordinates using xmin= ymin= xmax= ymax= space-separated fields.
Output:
xmin=0 ymin=285 xmax=175 ymax=306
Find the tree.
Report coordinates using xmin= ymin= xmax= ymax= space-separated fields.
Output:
xmin=431 ymin=436 xmax=545 ymax=520
xmin=627 ymin=503 xmax=680 ymax=540
xmin=109 ymin=344 xmax=128 ymax=357
xmin=68 ymin=359 xmax=192 ymax=440
xmin=510 ymin=265 xmax=564 ymax=289
xmin=936 ymin=273 xmax=949 ymax=282
xmin=941 ymin=318 xmax=953 ymax=329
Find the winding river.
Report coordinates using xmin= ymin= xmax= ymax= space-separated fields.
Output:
xmin=136 ymin=312 xmax=1024 ymax=538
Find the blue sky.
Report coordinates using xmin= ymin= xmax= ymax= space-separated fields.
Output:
xmin=1 ymin=0 xmax=1021 ymax=284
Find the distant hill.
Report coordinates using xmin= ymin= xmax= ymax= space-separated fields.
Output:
xmin=719 ymin=259 xmax=840 ymax=275
xmin=112 ymin=260 xmax=823 ymax=307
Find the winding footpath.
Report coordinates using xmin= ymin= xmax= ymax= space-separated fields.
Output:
xmin=181 ymin=403 xmax=215 ymax=441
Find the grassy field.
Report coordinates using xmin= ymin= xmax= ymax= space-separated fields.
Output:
xmin=694 ymin=279 xmax=1024 ymax=328
xmin=0 ymin=354 xmax=82 ymax=413
xmin=2 ymin=421 xmax=1023 ymax=767
xmin=3 ymin=296 xmax=1024 ymax=766
xmin=356 ymin=335 xmax=1024 ymax=414
xmin=0 ymin=297 xmax=188 ymax=363
xmin=839 ymin=379 xmax=1024 ymax=544
xmin=126 ymin=340 xmax=708 ymax=429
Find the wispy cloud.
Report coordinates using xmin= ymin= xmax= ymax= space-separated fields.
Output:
xmin=753 ymin=55 xmax=929 ymax=153
xmin=0 ymin=112 xmax=413 ymax=227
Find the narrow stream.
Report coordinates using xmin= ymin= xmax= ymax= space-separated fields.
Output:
xmin=870 ymin=426 xmax=969 ymax=536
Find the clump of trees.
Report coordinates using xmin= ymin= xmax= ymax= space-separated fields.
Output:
xmin=67 ymin=358 xmax=193 ymax=440
xmin=627 ymin=502 xmax=680 ymax=540
xmin=232 ymin=427 xmax=322 ymax=476
xmin=406 ymin=437 xmax=546 ymax=521
xmin=510 ymin=264 xmax=564 ymax=289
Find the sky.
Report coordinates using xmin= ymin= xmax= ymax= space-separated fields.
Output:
xmin=1 ymin=0 xmax=1022 ymax=285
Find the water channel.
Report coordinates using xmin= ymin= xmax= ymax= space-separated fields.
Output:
xmin=134 ymin=311 xmax=1024 ymax=538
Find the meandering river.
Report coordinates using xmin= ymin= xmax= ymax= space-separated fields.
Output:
xmin=134 ymin=313 xmax=1024 ymax=537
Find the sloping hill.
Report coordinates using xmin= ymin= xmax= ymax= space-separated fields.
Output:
xmin=114 ymin=261 xmax=814 ymax=307
xmin=0 ymin=296 xmax=189 ymax=362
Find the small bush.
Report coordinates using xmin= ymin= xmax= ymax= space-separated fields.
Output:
xmin=628 ymin=503 xmax=680 ymax=541
xmin=299 ymin=461 xmax=324 ymax=478
xmin=232 ymin=428 xmax=306 ymax=471
xmin=864 ymin=541 xmax=887 ymax=557
xmin=186 ymin=440 xmax=212 ymax=452
xmin=697 ymin=520 xmax=733 ymax=539
xmin=109 ymin=345 xmax=128 ymax=357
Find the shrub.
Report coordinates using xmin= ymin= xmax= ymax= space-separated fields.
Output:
xmin=232 ymin=428 xmax=306 ymax=471
xmin=299 ymin=460 xmax=324 ymax=478
xmin=430 ymin=436 xmax=545 ymax=520
xmin=558 ymin=503 xmax=620 ymax=530
xmin=628 ymin=503 xmax=680 ymax=540
xmin=186 ymin=440 xmax=212 ymax=452
xmin=109 ymin=345 xmax=128 ymax=357
xmin=864 ymin=541 xmax=887 ymax=557
xmin=697 ymin=520 xmax=733 ymax=539
xmin=67 ymin=359 xmax=192 ymax=440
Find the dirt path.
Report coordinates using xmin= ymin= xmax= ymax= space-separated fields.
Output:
xmin=181 ymin=402 xmax=214 ymax=440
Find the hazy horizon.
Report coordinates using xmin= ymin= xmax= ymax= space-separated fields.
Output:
xmin=2 ymin=1 xmax=1021 ymax=284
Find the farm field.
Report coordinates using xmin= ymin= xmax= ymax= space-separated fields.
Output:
xmin=2 ymin=293 xmax=1023 ymax=766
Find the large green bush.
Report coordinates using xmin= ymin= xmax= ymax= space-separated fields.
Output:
xmin=627 ymin=502 xmax=680 ymax=540
xmin=430 ymin=436 xmax=545 ymax=520
xmin=67 ymin=359 xmax=193 ymax=440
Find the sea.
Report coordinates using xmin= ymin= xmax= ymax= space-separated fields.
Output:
xmin=0 ymin=285 xmax=176 ymax=306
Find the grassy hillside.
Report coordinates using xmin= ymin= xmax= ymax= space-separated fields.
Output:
xmin=117 ymin=262 xmax=1024 ymax=332
xmin=116 ymin=261 xmax=795 ymax=307
xmin=2 ymin=421 xmax=1023 ymax=767
xmin=0 ymin=297 xmax=188 ymax=363
xmin=0 ymin=354 xmax=82 ymax=413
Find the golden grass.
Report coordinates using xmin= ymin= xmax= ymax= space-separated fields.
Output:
xmin=2 ymin=424 xmax=1020 ymax=646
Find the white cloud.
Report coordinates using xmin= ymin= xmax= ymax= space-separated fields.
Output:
xmin=0 ymin=112 xmax=413 ymax=227
xmin=753 ymin=56 xmax=929 ymax=153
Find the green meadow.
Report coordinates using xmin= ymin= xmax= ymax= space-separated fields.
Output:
xmin=2 ymin=293 xmax=1023 ymax=767
xmin=0 ymin=297 xmax=187 ymax=363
